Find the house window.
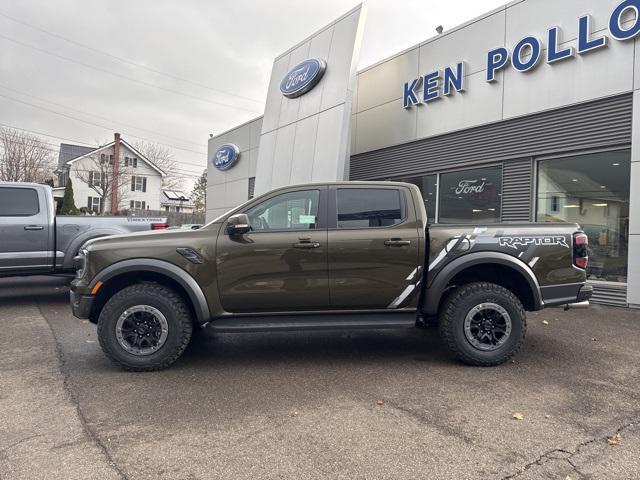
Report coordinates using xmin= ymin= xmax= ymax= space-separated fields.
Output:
xmin=536 ymin=150 xmax=631 ymax=283
xmin=125 ymin=157 xmax=138 ymax=168
xmin=131 ymin=176 xmax=147 ymax=192
xmin=89 ymin=171 xmax=103 ymax=188
xmin=129 ymin=200 xmax=146 ymax=210
xmin=438 ymin=166 xmax=503 ymax=224
xmin=87 ymin=196 xmax=101 ymax=213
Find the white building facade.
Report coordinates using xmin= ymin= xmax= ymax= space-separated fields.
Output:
xmin=207 ymin=0 xmax=640 ymax=308
xmin=56 ymin=134 xmax=165 ymax=213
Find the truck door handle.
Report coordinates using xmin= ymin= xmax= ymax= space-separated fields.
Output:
xmin=24 ymin=225 xmax=44 ymax=231
xmin=385 ymin=239 xmax=411 ymax=247
xmin=293 ymin=238 xmax=320 ymax=249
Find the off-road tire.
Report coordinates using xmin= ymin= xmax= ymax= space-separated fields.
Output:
xmin=97 ymin=283 xmax=193 ymax=371
xmin=439 ymin=282 xmax=526 ymax=367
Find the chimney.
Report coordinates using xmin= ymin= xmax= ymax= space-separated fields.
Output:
xmin=111 ymin=132 xmax=121 ymax=212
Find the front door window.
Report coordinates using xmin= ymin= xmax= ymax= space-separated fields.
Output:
xmin=246 ymin=190 xmax=320 ymax=232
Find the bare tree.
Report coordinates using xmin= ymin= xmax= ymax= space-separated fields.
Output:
xmin=134 ymin=141 xmax=184 ymax=191
xmin=74 ymin=153 xmax=133 ymax=213
xmin=0 ymin=127 xmax=56 ymax=183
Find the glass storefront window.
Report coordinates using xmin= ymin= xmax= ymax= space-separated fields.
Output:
xmin=438 ymin=166 xmax=503 ymax=224
xmin=400 ymin=175 xmax=437 ymax=223
xmin=536 ymin=150 xmax=631 ymax=283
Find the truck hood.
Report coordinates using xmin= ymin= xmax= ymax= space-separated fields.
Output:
xmin=83 ymin=225 xmax=218 ymax=252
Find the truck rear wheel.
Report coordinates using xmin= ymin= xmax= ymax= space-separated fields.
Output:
xmin=97 ymin=283 xmax=193 ymax=371
xmin=439 ymin=282 xmax=526 ymax=367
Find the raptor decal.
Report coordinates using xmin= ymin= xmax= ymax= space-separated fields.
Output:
xmin=499 ymin=236 xmax=569 ymax=250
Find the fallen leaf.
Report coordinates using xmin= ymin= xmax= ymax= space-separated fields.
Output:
xmin=565 ymin=476 xmax=573 ymax=480
xmin=607 ymin=433 xmax=620 ymax=446
xmin=512 ymin=412 xmax=524 ymax=421
xmin=542 ymin=320 xmax=549 ymax=325
xmin=376 ymin=400 xmax=384 ymax=406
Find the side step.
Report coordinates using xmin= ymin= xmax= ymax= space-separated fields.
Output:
xmin=207 ymin=312 xmax=418 ymax=333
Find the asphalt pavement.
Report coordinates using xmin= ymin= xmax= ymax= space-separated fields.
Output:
xmin=1 ymin=275 xmax=639 ymax=480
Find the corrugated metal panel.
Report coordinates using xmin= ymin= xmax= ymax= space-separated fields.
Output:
xmin=350 ymin=94 xmax=633 ymax=180
xmin=589 ymin=282 xmax=628 ymax=307
xmin=501 ymin=158 xmax=533 ymax=222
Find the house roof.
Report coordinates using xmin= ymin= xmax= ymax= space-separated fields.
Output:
xmin=60 ymin=139 xmax=167 ymax=176
xmin=57 ymin=143 xmax=95 ymax=168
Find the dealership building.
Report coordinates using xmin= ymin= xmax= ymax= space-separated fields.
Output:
xmin=206 ymin=0 xmax=640 ymax=308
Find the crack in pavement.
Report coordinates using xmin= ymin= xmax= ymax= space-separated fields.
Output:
xmin=500 ymin=417 xmax=640 ymax=479
xmin=382 ymin=399 xmax=476 ymax=446
xmin=0 ymin=435 xmax=42 ymax=458
xmin=37 ymin=303 xmax=129 ymax=480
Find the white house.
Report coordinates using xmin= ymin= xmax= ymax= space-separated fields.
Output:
xmin=54 ymin=133 xmax=165 ymax=213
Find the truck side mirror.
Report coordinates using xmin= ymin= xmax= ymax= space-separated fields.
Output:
xmin=226 ymin=213 xmax=252 ymax=236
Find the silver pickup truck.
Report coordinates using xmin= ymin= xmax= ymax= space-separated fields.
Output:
xmin=0 ymin=182 xmax=168 ymax=277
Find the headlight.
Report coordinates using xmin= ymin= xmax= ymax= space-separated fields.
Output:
xmin=74 ymin=248 xmax=88 ymax=277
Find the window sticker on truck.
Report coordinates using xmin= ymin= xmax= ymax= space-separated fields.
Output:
xmin=499 ymin=236 xmax=569 ymax=250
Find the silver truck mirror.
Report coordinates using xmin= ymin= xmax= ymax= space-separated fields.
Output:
xmin=227 ymin=213 xmax=251 ymax=235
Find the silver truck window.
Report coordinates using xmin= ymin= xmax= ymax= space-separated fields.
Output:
xmin=0 ymin=187 xmax=40 ymax=217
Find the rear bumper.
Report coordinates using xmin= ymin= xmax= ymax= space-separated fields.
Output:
xmin=576 ymin=284 xmax=594 ymax=303
xmin=70 ymin=288 xmax=94 ymax=320
xmin=541 ymin=283 xmax=593 ymax=308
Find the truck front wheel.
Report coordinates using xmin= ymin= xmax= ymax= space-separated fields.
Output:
xmin=439 ymin=282 xmax=526 ymax=367
xmin=97 ymin=283 xmax=193 ymax=371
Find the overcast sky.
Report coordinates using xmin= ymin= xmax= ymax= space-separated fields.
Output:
xmin=0 ymin=0 xmax=506 ymax=189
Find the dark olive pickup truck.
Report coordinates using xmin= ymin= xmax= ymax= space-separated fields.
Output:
xmin=70 ymin=182 xmax=592 ymax=371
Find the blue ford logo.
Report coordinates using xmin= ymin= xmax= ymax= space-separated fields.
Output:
xmin=212 ymin=144 xmax=240 ymax=171
xmin=280 ymin=58 xmax=327 ymax=98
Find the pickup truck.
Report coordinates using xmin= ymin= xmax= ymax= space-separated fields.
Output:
xmin=70 ymin=182 xmax=592 ymax=371
xmin=0 ymin=182 xmax=168 ymax=277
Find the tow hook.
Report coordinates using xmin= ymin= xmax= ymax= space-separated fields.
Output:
xmin=564 ymin=301 xmax=590 ymax=311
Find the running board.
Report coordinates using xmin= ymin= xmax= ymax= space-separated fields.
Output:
xmin=207 ymin=312 xmax=418 ymax=333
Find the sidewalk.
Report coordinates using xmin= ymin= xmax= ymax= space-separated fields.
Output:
xmin=0 ymin=302 xmax=122 ymax=480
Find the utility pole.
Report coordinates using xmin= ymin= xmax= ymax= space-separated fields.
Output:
xmin=111 ymin=132 xmax=120 ymax=212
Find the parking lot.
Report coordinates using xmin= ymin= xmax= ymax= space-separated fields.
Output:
xmin=1 ymin=275 xmax=639 ymax=480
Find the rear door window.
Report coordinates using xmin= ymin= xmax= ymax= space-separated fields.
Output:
xmin=336 ymin=188 xmax=404 ymax=229
xmin=0 ymin=187 xmax=40 ymax=216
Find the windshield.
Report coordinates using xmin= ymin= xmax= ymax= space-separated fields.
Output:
xmin=202 ymin=197 xmax=256 ymax=227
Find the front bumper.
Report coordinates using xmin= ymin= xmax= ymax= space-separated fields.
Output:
xmin=70 ymin=283 xmax=94 ymax=320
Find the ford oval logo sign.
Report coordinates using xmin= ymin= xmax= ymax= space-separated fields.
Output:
xmin=280 ymin=58 xmax=327 ymax=98
xmin=212 ymin=144 xmax=240 ymax=171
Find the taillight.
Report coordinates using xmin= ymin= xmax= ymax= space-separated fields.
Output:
xmin=151 ymin=223 xmax=169 ymax=230
xmin=573 ymin=233 xmax=588 ymax=269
